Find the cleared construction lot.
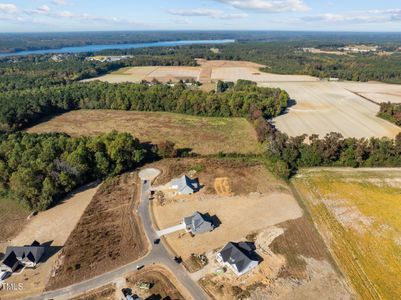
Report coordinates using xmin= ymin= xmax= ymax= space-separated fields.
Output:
xmin=262 ymin=81 xmax=401 ymax=139
xmin=0 ymin=183 xmax=99 ymax=300
xmin=149 ymin=158 xmax=353 ymax=300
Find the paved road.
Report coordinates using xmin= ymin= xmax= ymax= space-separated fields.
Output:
xmin=27 ymin=169 xmax=208 ymax=300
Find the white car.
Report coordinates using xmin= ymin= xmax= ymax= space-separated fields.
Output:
xmin=0 ymin=271 xmax=11 ymax=282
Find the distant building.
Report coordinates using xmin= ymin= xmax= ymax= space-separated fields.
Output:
xmin=183 ymin=212 xmax=215 ymax=235
xmin=171 ymin=175 xmax=200 ymax=195
xmin=216 ymin=242 xmax=260 ymax=276
xmin=1 ymin=241 xmax=45 ymax=273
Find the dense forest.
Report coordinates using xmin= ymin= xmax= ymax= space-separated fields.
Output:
xmin=0 ymin=80 xmax=289 ymax=130
xmin=0 ymin=131 xmax=146 ymax=210
xmin=378 ymin=102 xmax=401 ymax=126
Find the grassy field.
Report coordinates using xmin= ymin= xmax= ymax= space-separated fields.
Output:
xmin=0 ymin=196 xmax=29 ymax=243
xmin=293 ymin=168 xmax=401 ymax=300
xmin=27 ymin=110 xmax=261 ymax=155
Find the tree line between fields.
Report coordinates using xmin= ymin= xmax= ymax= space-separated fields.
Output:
xmin=0 ymin=80 xmax=289 ymax=130
xmin=378 ymin=102 xmax=401 ymax=126
xmin=253 ymin=119 xmax=401 ymax=179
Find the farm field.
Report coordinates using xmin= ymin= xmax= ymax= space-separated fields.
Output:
xmin=84 ymin=60 xmax=318 ymax=84
xmin=46 ymin=173 xmax=148 ymax=291
xmin=262 ymin=81 xmax=401 ymax=139
xmin=293 ymin=168 xmax=401 ymax=299
xmin=338 ymin=81 xmax=401 ymax=103
xmin=27 ymin=110 xmax=261 ymax=155
xmin=149 ymin=158 xmax=352 ymax=300
xmin=0 ymin=183 xmax=99 ymax=300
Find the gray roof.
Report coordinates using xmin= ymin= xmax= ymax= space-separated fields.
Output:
xmin=219 ymin=242 xmax=258 ymax=273
xmin=4 ymin=244 xmax=44 ymax=264
xmin=184 ymin=212 xmax=214 ymax=234
xmin=1 ymin=251 xmax=18 ymax=269
xmin=172 ymin=175 xmax=200 ymax=195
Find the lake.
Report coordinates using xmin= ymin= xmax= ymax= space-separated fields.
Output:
xmin=0 ymin=39 xmax=235 ymax=58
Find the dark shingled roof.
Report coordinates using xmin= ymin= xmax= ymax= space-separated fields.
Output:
xmin=5 ymin=244 xmax=44 ymax=264
xmin=219 ymin=242 xmax=257 ymax=273
xmin=2 ymin=251 xmax=18 ymax=269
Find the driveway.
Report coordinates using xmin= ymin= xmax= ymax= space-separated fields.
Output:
xmin=156 ymin=223 xmax=186 ymax=237
xmin=27 ymin=168 xmax=208 ymax=300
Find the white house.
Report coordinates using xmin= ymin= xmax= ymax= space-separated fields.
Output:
xmin=216 ymin=242 xmax=259 ymax=276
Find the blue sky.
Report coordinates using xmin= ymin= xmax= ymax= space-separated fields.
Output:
xmin=1 ymin=0 xmax=401 ymax=32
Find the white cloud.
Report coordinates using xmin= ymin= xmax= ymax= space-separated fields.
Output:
xmin=52 ymin=0 xmax=67 ymax=5
xmin=214 ymin=0 xmax=308 ymax=13
xmin=0 ymin=3 xmax=18 ymax=14
xmin=168 ymin=8 xmax=247 ymax=19
xmin=301 ymin=8 xmax=401 ymax=24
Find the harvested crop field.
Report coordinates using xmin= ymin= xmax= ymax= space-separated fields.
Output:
xmin=262 ymin=81 xmax=401 ymax=139
xmin=0 ymin=183 xmax=98 ymax=300
xmin=293 ymin=168 xmax=401 ymax=299
xmin=27 ymin=110 xmax=260 ymax=155
xmin=125 ymin=265 xmax=189 ymax=300
xmin=84 ymin=60 xmax=318 ymax=84
xmin=338 ymin=81 xmax=401 ymax=103
xmin=46 ymin=173 xmax=148 ymax=290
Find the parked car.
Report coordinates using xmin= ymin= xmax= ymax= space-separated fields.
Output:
xmin=173 ymin=256 xmax=182 ymax=264
xmin=0 ymin=271 xmax=10 ymax=282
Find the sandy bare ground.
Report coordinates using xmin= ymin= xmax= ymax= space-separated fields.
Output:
xmin=152 ymin=192 xmax=302 ymax=260
xmin=0 ymin=183 xmax=99 ymax=300
xmin=261 ymin=81 xmax=401 ymax=139
xmin=338 ymin=81 xmax=401 ymax=103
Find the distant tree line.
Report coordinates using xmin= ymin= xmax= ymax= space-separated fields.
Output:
xmin=0 ymin=80 xmax=289 ymax=130
xmin=0 ymin=131 xmax=147 ymax=211
xmin=378 ymin=102 xmax=401 ymax=126
xmin=0 ymin=54 xmax=196 ymax=93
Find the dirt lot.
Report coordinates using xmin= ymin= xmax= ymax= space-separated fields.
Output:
xmin=293 ymin=168 xmax=401 ymax=299
xmin=0 ymin=183 xmax=98 ymax=300
xmin=85 ymin=60 xmax=318 ymax=84
xmin=46 ymin=173 xmax=148 ymax=290
xmin=261 ymin=81 xmax=401 ymax=139
xmin=199 ymin=217 xmax=353 ymax=300
xmin=27 ymin=110 xmax=260 ymax=155
xmin=68 ymin=284 xmax=116 ymax=300
xmin=338 ymin=81 xmax=401 ymax=103
xmin=149 ymin=158 xmax=300 ymax=259
xmin=124 ymin=265 xmax=190 ymax=300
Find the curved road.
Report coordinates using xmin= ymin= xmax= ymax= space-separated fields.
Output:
xmin=27 ymin=169 xmax=208 ymax=300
